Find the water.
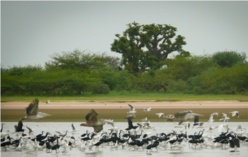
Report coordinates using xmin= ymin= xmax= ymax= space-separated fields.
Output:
xmin=1 ymin=122 xmax=248 ymax=157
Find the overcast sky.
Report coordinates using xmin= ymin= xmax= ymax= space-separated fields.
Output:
xmin=1 ymin=1 xmax=248 ymax=68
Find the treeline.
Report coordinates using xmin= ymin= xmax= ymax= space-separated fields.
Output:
xmin=1 ymin=50 xmax=248 ymax=96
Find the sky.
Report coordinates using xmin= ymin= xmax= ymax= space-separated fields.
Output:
xmin=1 ymin=1 xmax=248 ymax=68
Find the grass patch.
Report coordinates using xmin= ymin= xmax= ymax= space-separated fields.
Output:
xmin=1 ymin=92 xmax=248 ymax=102
xmin=2 ymin=108 xmax=248 ymax=122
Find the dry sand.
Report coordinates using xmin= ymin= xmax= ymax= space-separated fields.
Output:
xmin=1 ymin=101 xmax=248 ymax=110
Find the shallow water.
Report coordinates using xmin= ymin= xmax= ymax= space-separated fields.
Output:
xmin=1 ymin=122 xmax=248 ymax=157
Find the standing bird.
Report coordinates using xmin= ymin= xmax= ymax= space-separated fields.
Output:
xmin=228 ymin=133 xmax=240 ymax=152
xmin=24 ymin=98 xmax=51 ymax=119
xmin=80 ymin=109 xmax=104 ymax=133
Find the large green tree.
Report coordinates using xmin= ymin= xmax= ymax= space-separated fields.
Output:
xmin=111 ymin=22 xmax=187 ymax=74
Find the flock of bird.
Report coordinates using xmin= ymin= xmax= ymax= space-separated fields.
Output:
xmin=1 ymin=98 xmax=247 ymax=155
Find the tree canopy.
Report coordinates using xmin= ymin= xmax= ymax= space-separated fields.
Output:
xmin=1 ymin=50 xmax=247 ymax=95
xmin=111 ymin=22 xmax=187 ymax=74
xmin=45 ymin=50 xmax=120 ymax=71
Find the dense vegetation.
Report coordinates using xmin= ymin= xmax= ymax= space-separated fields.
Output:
xmin=1 ymin=50 xmax=247 ymax=96
xmin=1 ymin=22 xmax=248 ymax=96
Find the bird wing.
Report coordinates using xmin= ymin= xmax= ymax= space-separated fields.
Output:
xmin=93 ymin=125 xmax=103 ymax=133
xmin=178 ymin=120 xmax=184 ymax=125
xmin=26 ymin=98 xmax=39 ymax=116
xmin=174 ymin=110 xmax=189 ymax=119
xmin=85 ymin=109 xmax=98 ymax=123
xmin=191 ymin=113 xmax=204 ymax=117
xmin=222 ymin=113 xmax=227 ymax=117
xmin=128 ymin=104 xmax=135 ymax=111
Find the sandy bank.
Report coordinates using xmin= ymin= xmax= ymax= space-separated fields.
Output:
xmin=1 ymin=101 xmax=248 ymax=110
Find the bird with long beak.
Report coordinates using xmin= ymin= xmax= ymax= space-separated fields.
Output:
xmin=23 ymin=98 xmax=51 ymax=119
xmin=80 ymin=109 xmax=104 ymax=133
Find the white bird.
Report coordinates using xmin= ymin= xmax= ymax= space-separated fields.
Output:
xmin=208 ymin=112 xmax=219 ymax=123
xmin=156 ymin=113 xmax=165 ymax=118
xmin=26 ymin=125 xmax=34 ymax=137
xmin=102 ymin=119 xmax=115 ymax=127
xmin=143 ymin=107 xmax=152 ymax=112
xmin=70 ymin=123 xmax=79 ymax=134
xmin=127 ymin=104 xmax=136 ymax=114
xmin=219 ymin=113 xmax=230 ymax=122
xmin=230 ymin=111 xmax=239 ymax=118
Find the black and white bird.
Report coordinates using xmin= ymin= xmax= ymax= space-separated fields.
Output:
xmin=127 ymin=104 xmax=136 ymax=114
xmin=125 ymin=115 xmax=139 ymax=131
xmin=228 ymin=133 xmax=240 ymax=152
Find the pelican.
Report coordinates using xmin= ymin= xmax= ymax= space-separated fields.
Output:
xmin=174 ymin=110 xmax=203 ymax=125
xmin=80 ymin=109 xmax=104 ymax=133
xmin=24 ymin=98 xmax=51 ymax=119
